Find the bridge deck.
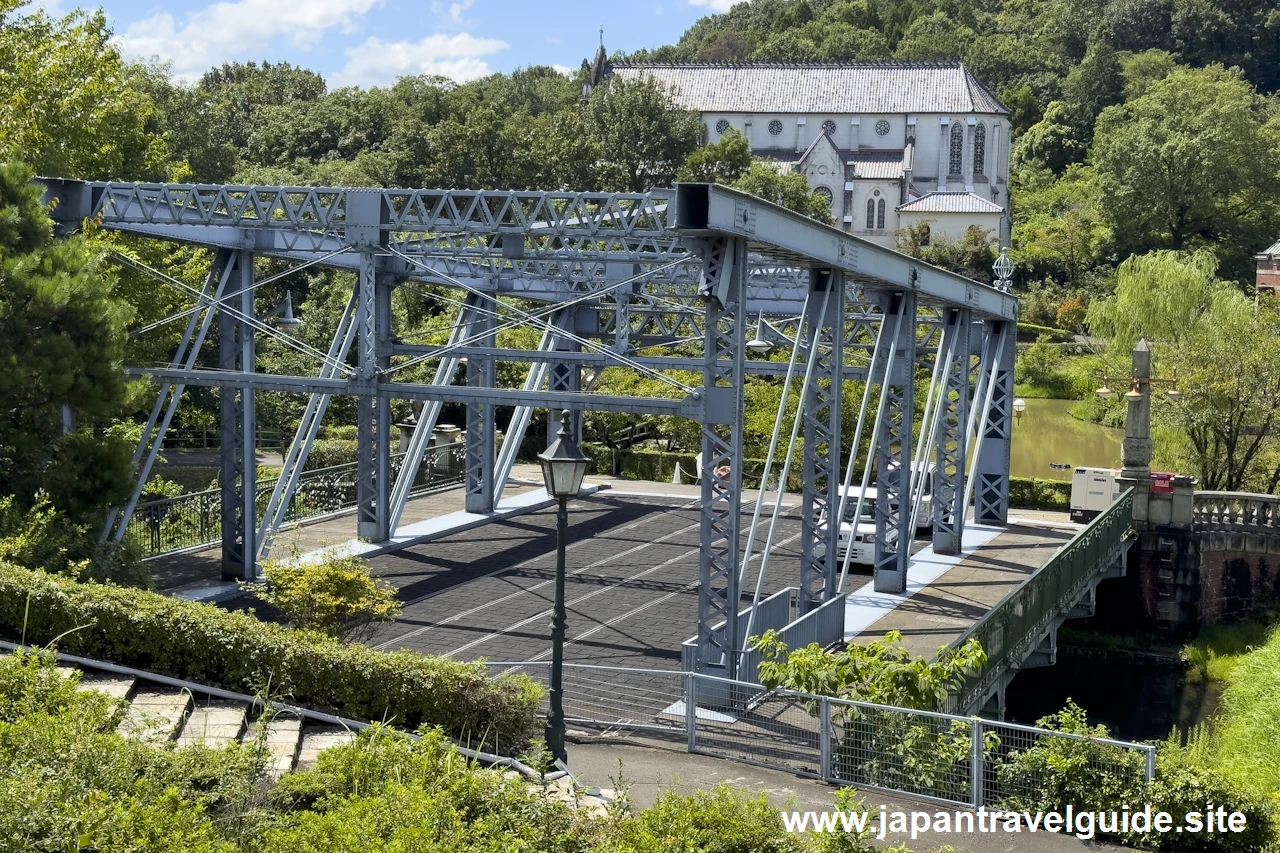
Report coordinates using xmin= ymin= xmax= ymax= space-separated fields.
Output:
xmin=843 ymin=522 xmax=1076 ymax=659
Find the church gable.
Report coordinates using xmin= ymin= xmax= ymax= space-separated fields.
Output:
xmin=796 ymin=132 xmax=843 ymax=194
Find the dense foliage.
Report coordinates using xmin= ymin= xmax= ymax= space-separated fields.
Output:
xmin=0 ymin=649 xmax=911 ymax=853
xmin=1000 ymin=701 xmax=1278 ymax=851
xmin=0 ymin=562 xmax=540 ymax=753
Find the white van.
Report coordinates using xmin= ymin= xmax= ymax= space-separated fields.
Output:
xmin=818 ymin=469 xmax=935 ymax=567
xmin=1070 ymin=467 xmax=1120 ymax=523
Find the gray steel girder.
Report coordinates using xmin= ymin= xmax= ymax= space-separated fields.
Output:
xmin=695 ymin=237 xmax=747 ymax=678
xmin=873 ymin=291 xmax=917 ymax=594
xmin=933 ymin=308 xmax=972 ymax=555
xmin=799 ymin=269 xmax=844 ymax=612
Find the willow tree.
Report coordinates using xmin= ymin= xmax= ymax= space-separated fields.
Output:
xmin=1087 ymin=250 xmax=1280 ymax=491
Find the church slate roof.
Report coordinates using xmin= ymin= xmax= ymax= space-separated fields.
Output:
xmin=610 ymin=62 xmax=1007 ymax=115
xmin=897 ymin=191 xmax=1003 ymax=214
xmin=848 ymin=151 xmax=906 ymax=180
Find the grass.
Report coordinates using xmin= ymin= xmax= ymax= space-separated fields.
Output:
xmin=1167 ymin=611 xmax=1280 ymax=801
xmin=1211 ymin=625 xmax=1280 ymax=799
xmin=1182 ymin=609 xmax=1278 ymax=683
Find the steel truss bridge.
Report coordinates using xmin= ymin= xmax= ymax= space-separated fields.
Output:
xmin=42 ymin=179 xmax=1017 ymax=680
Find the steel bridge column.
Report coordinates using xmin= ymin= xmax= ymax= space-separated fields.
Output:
xmin=465 ymin=294 xmax=497 ymax=513
xmin=548 ymin=306 xmax=582 ymax=443
xmin=355 ymin=252 xmax=394 ymax=541
xmin=873 ymin=291 xmax=916 ymax=594
xmin=388 ymin=294 xmax=478 ymax=530
xmin=933 ymin=308 xmax=971 ymax=554
xmin=696 ymin=237 xmax=747 ymax=678
xmin=975 ymin=319 xmax=1015 ymax=525
xmin=799 ymin=269 xmax=843 ymax=612
xmin=219 ymin=251 xmax=256 ymax=581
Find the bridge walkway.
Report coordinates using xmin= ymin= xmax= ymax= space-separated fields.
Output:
xmin=845 ymin=522 xmax=1076 ymax=658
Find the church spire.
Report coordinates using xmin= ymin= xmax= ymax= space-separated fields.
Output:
xmin=582 ymin=27 xmax=610 ymax=100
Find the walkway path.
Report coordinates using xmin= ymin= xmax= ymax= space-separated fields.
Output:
xmin=846 ymin=523 xmax=1075 ymax=658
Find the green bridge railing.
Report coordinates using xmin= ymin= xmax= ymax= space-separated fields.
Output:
xmin=949 ymin=488 xmax=1135 ymax=715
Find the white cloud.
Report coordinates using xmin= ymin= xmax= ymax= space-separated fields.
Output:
xmin=449 ymin=0 xmax=474 ymax=24
xmin=551 ymin=64 xmax=574 ymax=76
xmin=117 ymin=0 xmax=381 ymax=79
xmin=331 ymin=32 xmax=509 ymax=87
xmin=688 ymin=0 xmax=735 ymax=11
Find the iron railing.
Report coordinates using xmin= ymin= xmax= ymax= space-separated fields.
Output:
xmin=127 ymin=442 xmax=465 ymax=558
xmin=483 ymin=662 xmax=1155 ymax=809
xmin=948 ymin=488 xmax=1135 ymax=715
xmin=1192 ymin=491 xmax=1280 ymax=532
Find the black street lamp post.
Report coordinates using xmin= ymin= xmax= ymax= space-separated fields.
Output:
xmin=537 ymin=410 xmax=589 ymax=765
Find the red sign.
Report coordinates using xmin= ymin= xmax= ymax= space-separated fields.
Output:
xmin=1151 ymin=472 xmax=1175 ymax=493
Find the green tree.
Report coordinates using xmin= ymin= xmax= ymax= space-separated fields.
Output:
xmin=0 ymin=161 xmax=138 ymax=580
xmin=1120 ymin=48 xmax=1176 ymax=100
xmin=196 ymin=60 xmax=327 ymax=153
xmin=1092 ymin=65 xmax=1280 ymax=281
xmin=1061 ymin=32 xmax=1123 ymax=129
xmin=1012 ymin=100 xmax=1092 ymax=172
xmin=0 ymin=162 xmax=133 ymax=516
xmin=733 ymin=161 xmax=835 ymax=225
xmin=1011 ymin=163 xmax=1106 ymax=287
xmin=896 ymin=11 xmax=980 ymax=60
xmin=1088 ymin=250 xmax=1280 ymax=491
xmin=584 ymin=76 xmax=704 ymax=192
xmin=676 ymin=128 xmax=752 ymax=184
xmin=898 ymin=223 xmax=999 ymax=282
xmin=0 ymin=3 xmax=165 ymax=180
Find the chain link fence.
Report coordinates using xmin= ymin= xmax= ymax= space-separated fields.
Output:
xmin=490 ymin=661 xmax=1155 ymax=809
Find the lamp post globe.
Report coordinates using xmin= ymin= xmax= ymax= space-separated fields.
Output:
xmin=537 ymin=411 xmax=588 ymax=766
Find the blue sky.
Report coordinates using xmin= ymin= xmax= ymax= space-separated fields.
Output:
xmin=36 ymin=0 xmax=730 ymax=87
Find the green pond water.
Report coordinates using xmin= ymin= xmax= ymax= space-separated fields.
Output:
xmin=1010 ymin=397 xmax=1123 ymax=481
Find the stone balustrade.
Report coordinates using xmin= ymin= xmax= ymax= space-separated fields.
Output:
xmin=1192 ymin=492 xmax=1280 ymax=533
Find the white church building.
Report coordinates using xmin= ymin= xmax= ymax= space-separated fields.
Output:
xmin=608 ymin=61 xmax=1010 ymax=248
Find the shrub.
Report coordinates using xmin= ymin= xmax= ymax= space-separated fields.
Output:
xmin=617 ymin=784 xmax=808 ymax=853
xmin=1127 ymin=748 xmax=1277 ymax=852
xmin=303 ymin=438 xmax=358 ymax=470
xmin=0 ymin=563 xmax=541 ymax=753
xmin=246 ymin=554 xmax=401 ymax=642
xmin=996 ymin=701 xmax=1147 ymax=814
xmin=1017 ymin=335 xmax=1065 ymax=386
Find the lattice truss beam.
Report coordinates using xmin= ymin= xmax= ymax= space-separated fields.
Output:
xmin=47 ymin=179 xmax=1015 ymax=608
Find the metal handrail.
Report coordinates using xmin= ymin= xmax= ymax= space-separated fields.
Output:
xmin=948 ymin=488 xmax=1135 ymax=714
xmin=128 ymin=441 xmax=465 ymax=557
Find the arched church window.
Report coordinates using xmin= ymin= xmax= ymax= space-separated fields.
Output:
xmin=815 ymin=186 xmax=833 ymax=204
xmin=866 ymin=198 xmax=876 ymax=230
xmin=974 ymin=123 xmax=986 ymax=176
xmin=949 ymin=122 xmax=963 ymax=176
xmin=877 ymin=198 xmax=886 ymax=230
xmin=715 ymin=119 xmax=730 ymax=135
xmin=768 ymin=119 xmax=784 ymax=136
xmin=822 ymin=119 xmax=837 ymax=136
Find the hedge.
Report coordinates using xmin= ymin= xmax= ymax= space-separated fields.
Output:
xmin=1016 ymin=321 xmax=1074 ymax=343
xmin=1009 ymin=477 xmax=1071 ymax=510
xmin=582 ymin=443 xmax=806 ymax=491
xmin=0 ymin=563 xmax=541 ymax=753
